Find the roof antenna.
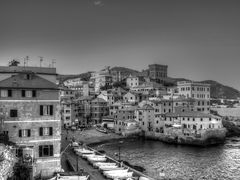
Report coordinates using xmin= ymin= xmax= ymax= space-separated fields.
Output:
xmin=25 ymin=56 xmax=29 ymax=67
xmin=38 ymin=56 xmax=43 ymax=67
xmin=52 ymin=59 xmax=56 ymax=68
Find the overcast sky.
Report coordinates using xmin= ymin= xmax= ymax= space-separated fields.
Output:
xmin=0 ymin=0 xmax=240 ymax=90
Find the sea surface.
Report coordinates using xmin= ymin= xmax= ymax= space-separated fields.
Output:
xmin=93 ymin=137 xmax=240 ymax=180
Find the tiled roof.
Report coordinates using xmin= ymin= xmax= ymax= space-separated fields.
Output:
xmin=138 ymin=104 xmax=154 ymax=110
xmin=0 ymin=66 xmax=56 ymax=75
xmin=91 ymin=97 xmax=107 ymax=103
xmin=76 ymin=96 xmax=94 ymax=101
xmin=0 ymin=73 xmax=58 ymax=89
xmin=164 ymin=111 xmax=212 ymax=118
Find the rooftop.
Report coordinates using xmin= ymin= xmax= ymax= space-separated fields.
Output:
xmin=0 ymin=66 xmax=57 ymax=75
xmin=164 ymin=111 xmax=212 ymax=118
xmin=138 ymin=104 xmax=154 ymax=110
xmin=91 ymin=97 xmax=107 ymax=103
xmin=0 ymin=73 xmax=58 ymax=90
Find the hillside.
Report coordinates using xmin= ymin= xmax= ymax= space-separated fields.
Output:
xmin=110 ymin=66 xmax=140 ymax=75
xmin=57 ymin=72 xmax=92 ymax=84
xmin=200 ymin=80 xmax=240 ymax=99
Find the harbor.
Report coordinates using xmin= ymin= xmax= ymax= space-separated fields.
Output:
xmin=61 ymin=128 xmax=156 ymax=180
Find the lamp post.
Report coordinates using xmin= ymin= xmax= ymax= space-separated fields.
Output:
xmin=118 ymin=141 xmax=123 ymax=163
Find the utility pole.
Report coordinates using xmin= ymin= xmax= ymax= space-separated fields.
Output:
xmin=52 ymin=59 xmax=56 ymax=68
xmin=38 ymin=56 xmax=43 ymax=67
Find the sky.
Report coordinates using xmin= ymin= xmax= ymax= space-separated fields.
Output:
xmin=0 ymin=0 xmax=240 ymax=90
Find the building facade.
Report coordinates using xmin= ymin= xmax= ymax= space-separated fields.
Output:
xmin=0 ymin=66 xmax=61 ymax=178
xmin=148 ymin=64 xmax=168 ymax=83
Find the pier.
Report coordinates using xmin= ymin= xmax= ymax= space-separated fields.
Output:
xmin=63 ymin=142 xmax=155 ymax=180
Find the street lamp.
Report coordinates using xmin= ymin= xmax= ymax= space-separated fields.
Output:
xmin=117 ymin=141 xmax=123 ymax=163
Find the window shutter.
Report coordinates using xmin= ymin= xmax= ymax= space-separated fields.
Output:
xmin=39 ymin=127 xmax=43 ymax=136
xmin=49 ymin=127 xmax=53 ymax=136
xmin=19 ymin=130 xmax=22 ymax=137
xmin=28 ymin=129 xmax=31 ymax=137
xmin=39 ymin=146 xmax=42 ymax=157
xmin=22 ymin=90 xmax=25 ymax=97
xmin=50 ymin=105 xmax=53 ymax=116
xmin=8 ymin=90 xmax=12 ymax=97
xmin=32 ymin=90 xmax=36 ymax=97
xmin=40 ymin=105 xmax=43 ymax=116
xmin=50 ymin=145 xmax=53 ymax=156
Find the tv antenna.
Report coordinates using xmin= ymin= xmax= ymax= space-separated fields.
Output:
xmin=52 ymin=59 xmax=56 ymax=68
xmin=24 ymin=56 xmax=29 ymax=67
xmin=38 ymin=56 xmax=44 ymax=67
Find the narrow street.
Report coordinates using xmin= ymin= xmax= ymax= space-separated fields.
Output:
xmin=61 ymin=129 xmax=108 ymax=180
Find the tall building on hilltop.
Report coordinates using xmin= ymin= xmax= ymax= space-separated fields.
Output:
xmin=0 ymin=65 xmax=61 ymax=178
xmin=149 ymin=64 xmax=168 ymax=81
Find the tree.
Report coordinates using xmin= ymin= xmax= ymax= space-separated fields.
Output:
xmin=9 ymin=59 xmax=20 ymax=67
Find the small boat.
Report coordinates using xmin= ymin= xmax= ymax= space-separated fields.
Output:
xmin=96 ymin=127 xmax=108 ymax=134
xmin=87 ymin=157 xmax=107 ymax=163
xmin=81 ymin=154 xmax=96 ymax=159
xmin=48 ymin=175 xmax=90 ymax=180
xmin=100 ymin=166 xmax=125 ymax=171
xmin=103 ymin=169 xmax=128 ymax=176
xmin=106 ymin=171 xmax=133 ymax=179
xmin=93 ymin=162 xmax=116 ymax=168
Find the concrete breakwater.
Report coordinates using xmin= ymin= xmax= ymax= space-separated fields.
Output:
xmin=143 ymin=128 xmax=227 ymax=146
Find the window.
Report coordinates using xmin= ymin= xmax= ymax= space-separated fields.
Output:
xmin=39 ymin=127 xmax=53 ymax=136
xmin=39 ymin=145 xmax=53 ymax=157
xmin=40 ymin=105 xmax=53 ymax=116
xmin=22 ymin=90 xmax=25 ymax=97
xmin=1 ymin=90 xmax=11 ymax=97
xmin=10 ymin=109 xmax=18 ymax=117
xmin=19 ymin=129 xmax=31 ymax=137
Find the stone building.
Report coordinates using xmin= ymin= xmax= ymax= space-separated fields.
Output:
xmin=0 ymin=66 xmax=61 ymax=178
xmin=148 ymin=64 xmax=168 ymax=84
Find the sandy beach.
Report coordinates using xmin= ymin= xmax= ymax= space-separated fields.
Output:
xmin=61 ymin=127 xmax=124 ymax=150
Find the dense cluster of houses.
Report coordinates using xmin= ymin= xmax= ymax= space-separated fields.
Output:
xmin=60 ymin=64 xmax=225 ymax=143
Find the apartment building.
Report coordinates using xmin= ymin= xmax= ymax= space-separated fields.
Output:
xmin=163 ymin=111 xmax=223 ymax=135
xmin=177 ymin=81 xmax=211 ymax=113
xmin=98 ymin=90 xmax=115 ymax=105
xmin=91 ymin=98 xmax=109 ymax=124
xmin=61 ymin=98 xmax=74 ymax=127
xmin=74 ymin=96 xmax=94 ymax=127
xmin=114 ymin=107 xmax=136 ymax=134
xmin=135 ymin=104 xmax=155 ymax=132
xmin=126 ymin=75 xmax=140 ymax=88
xmin=0 ymin=66 xmax=61 ymax=178
xmin=91 ymin=67 xmax=112 ymax=93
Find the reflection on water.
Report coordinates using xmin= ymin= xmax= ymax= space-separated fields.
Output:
xmin=94 ymin=137 xmax=240 ymax=180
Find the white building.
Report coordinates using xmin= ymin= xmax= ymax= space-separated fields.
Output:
xmin=91 ymin=67 xmax=112 ymax=93
xmin=177 ymin=81 xmax=210 ymax=99
xmin=126 ymin=75 xmax=140 ymax=88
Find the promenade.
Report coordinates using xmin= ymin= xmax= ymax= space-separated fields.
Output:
xmin=61 ymin=128 xmax=120 ymax=180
